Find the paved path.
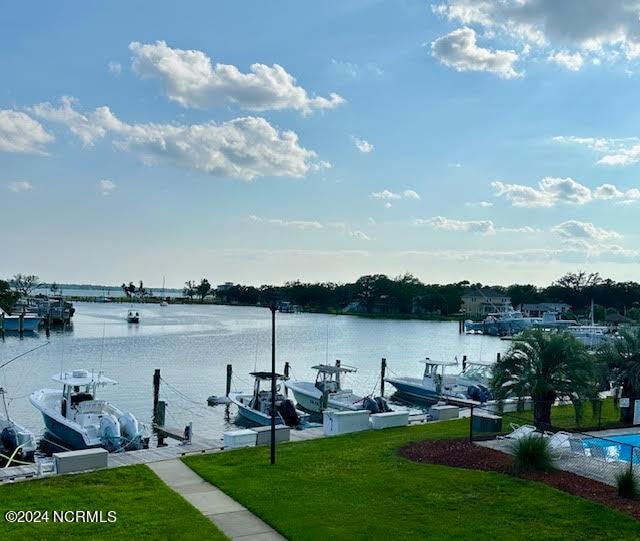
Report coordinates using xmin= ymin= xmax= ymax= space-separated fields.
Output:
xmin=148 ymin=459 xmax=286 ymax=541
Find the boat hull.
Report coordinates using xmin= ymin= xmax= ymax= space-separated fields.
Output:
xmin=1 ymin=315 xmax=41 ymax=332
xmin=285 ymin=383 xmax=323 ymax=413
xmin=228 ymin=393 xmax=273 ymax=426
xmin=30 ymin=387 xmax=146 ymax=452
xmin=385 ymin=377 xmax=440 ymax=402
xmin=41 ymin=413 xmax=92 ymax=450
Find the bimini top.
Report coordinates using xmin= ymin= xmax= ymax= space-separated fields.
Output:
xmin=249 ymin=371 xmax=287 ymax=381
xmin=51 ymin=369 xmax=117 ymax=387
xmin=419 ymin=358 xmax=459 ymax=367
xmin=310 ymin=364 xmax=357 ymax=374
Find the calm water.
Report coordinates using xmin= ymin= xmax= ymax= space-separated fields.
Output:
xmin=0 ymin=302 xmax=509 ymax=446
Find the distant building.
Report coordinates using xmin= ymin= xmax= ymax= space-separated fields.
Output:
xmin=520 ymin=303 xmax=570 ymax=317
xmin=461 ymin=288 xmax=511 ymax=319
xmin=216 ymin=282 xmax=234 ymax=291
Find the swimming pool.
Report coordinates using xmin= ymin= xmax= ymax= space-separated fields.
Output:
xmin=585 ymin=433 xmax=640 ymax=463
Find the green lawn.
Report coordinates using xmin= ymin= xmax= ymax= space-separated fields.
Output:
xmin=0 ymin=464 xmax=228 ymax=540
xmin=0 ymin=404 xmax=635 ymax=540
xmin=495 ymin=398 xmax=625 ymax=433
xmin=184 ymin=419 xmax=640 ymax=540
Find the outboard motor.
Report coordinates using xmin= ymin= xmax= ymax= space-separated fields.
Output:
xmin=375 ymin=396 xmax=392 ymax=412
xmin=100 ymin=414 xmax=122 ymax=452
xmin=1 ymin=426 xmax=18 ymax=455
xmin=477 ymin=384 xmax=492 ymax=403
xmin=119 ymin=412 xmax=142 ymax=450
xmin=362 ymin=396 xmax=380 ymax=413
xmin=467 ymin=385 xmax=482 ymax=402
xmin=276 ymin=399 xmax=301 ymax=427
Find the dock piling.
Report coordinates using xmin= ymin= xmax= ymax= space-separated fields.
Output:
xmin=226 ymin=364 xmax=232 ymax=397
xmin=284 ymin=362 xmax=290 ymax=396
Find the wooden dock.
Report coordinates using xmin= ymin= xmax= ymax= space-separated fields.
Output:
xmin=0 ymin=415 xmax=427 ymax=482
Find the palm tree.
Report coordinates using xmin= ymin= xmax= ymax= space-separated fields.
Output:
xmin=490 ymin=329 xmax=597 ymax=429
xmin=597 ymin=327 xmax=640 ymax=424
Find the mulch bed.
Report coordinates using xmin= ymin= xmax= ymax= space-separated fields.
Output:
xmin=399 ymin=438 xmax=640 ymax=520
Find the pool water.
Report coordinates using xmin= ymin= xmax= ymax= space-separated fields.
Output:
xmin=585 ymin=433 xmax=640 ymax=463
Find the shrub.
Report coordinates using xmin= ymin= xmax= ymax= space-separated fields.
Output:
xmin=512 ymin=434 xmax=556 ymax=473
xmin=615 ymin=469 xmax=640 ymax=500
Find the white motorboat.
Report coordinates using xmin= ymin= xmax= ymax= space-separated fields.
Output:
xmin=30 ymin=369 xmax=148 ymax=452
xmin=464 ymin=308 xmax=538 ymax=336
xmin=566 ymin=324 xmax=611 ymax=348
xmin=385 ymin=358 xmax=493 ymax=404
xmin=284 ymin=362 xmax=391 ymax=413
xmin=0 ymin=309 xmax=42 ymax=333
xmin=126 ymin=310 xmax=140 ymax=323
xmin=1 ymin=386 xmax=36 ymax=464
xmin=228 ymin=371 xmax=304 ymax=427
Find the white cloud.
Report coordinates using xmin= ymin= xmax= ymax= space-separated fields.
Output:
xmin=267 ymin=219 xmax=323 ymax=230
xmin=108 ymin=61 xmax=122 ymax=75
xmin=0 ymin=110 xmax=54 ymax=154
xmin=501 ymin=226 xmax=538 ymax=234
xmin=351 ymin=135 xmax=374 ymax=153
xmin=553 ymin=135 xmax=640 ymax=166
xmin=594 ymin=184 xmax=623 ymax=200
xmin=329 ymin=59 xmax=383 ymax=78
xmin=432 ymin=1 xmax=640 ymax=73
xmin=30 ymin=98 xmax=328 ymax=181
xmin=466 ymin=201 xmax=494 ymax=208
xmin=547 ymin=50 xmax=583 ymax=71
xmin=621 ymin=188 xmax=640 ymax=204
xmin=551 ymin=220 xmax=621 ymax=240
xmin=349 ymin=230 xmax=371 ymax=241
xmin=416 ymin=216 xmax=496 ymax=234
xmin=371 ymin=189 xmax=420 ymax=203
xmin=31 ymin=96 xmax=122 ymax=146
xmin=415 ymin=215 xmax=537 ymax=235
xmin=8 ymin=181 xmax=33 ymax=192
xmin=492 ymin=177 xmax=594 ymax=207
xmin=431 ymin=27 xmax=521 ymax=78
xmin=494 ymin=177 xmax=640 ymax=207
xmin=371 ymin=190 xmax=401 ymax=200
xmin=252 ymin=216 xmax=370 ymax=240
xmin=129 ymin=40 xmax=345 ymax=114
xmin=100 ymin=179 xmax=116 ymax=196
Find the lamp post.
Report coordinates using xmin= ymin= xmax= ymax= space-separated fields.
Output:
xmin=269 ymin=300 xmax=277 ymax=465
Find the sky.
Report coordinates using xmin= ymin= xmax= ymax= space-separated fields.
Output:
xmin=3 ymin=1 xmax=640 ymax=290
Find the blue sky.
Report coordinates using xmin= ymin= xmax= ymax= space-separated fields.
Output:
xmin=3 ymin=0 xmax=640 ymax=290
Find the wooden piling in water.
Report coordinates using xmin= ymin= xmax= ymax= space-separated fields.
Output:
xmin=380 ymin=358 xmax=386 ymax=396
xmin=226 ymin=364 xmax=232 ymax=397
xmin=153 ymin=368 xmax=161 ymax=417
xmin=283 ymin=362 xmax=290 ymax=396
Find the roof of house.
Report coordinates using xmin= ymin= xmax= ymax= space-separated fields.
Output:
xmin=461 ymin=287 xmax=509 ymax=299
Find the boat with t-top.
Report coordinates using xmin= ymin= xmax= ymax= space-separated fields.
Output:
xmin=228 ymin=371 xmax=304 ymax=427
xmin=284 ymin=362 xmax=391 ymax=414
xmin=30 ymin=369 xmax=148 ymax=452
xmin=385 ymin=357 xmax=492 ymax=404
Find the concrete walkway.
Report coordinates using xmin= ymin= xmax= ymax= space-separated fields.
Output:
xmin=148 ymin=459 xmax=286 ymax=541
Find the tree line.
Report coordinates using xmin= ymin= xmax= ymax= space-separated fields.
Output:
xmin=216 ymin=271 xmax=640 ymax=322
xmin=3 ymin=271 xmax=640 ymax=322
